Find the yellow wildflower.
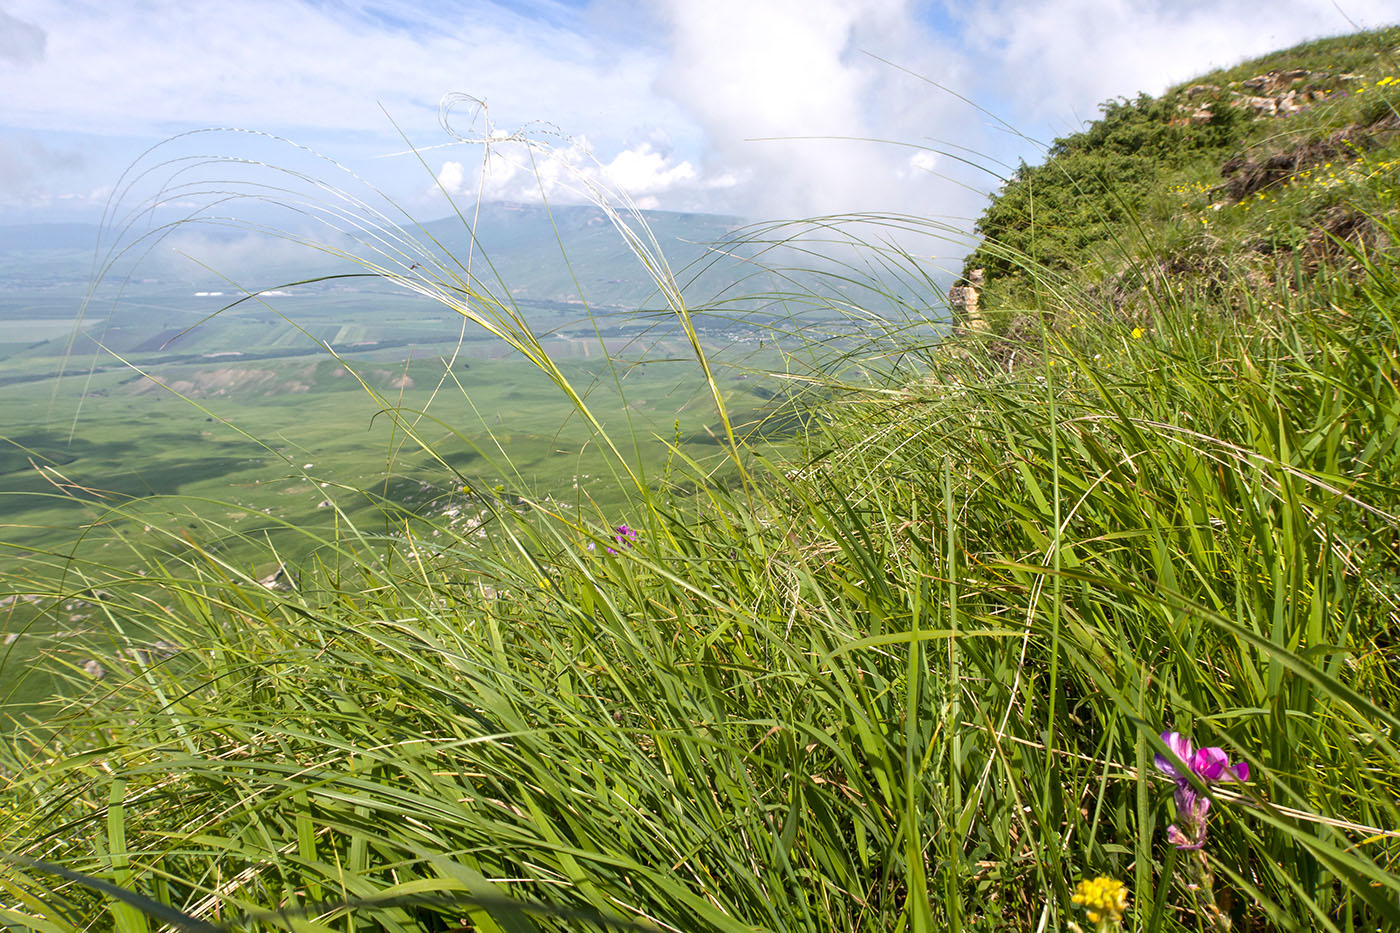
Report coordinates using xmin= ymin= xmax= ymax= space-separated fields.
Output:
xmin=1072 ymin=876 xmax=1128 ymax=928
xmin=1131 ymin=327 xmax=1145 ymax=340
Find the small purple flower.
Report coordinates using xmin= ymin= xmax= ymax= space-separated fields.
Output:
xmin=605 ymin=524 xmax=638 ymax=555
xmin=1153 ymin=731 xmax=1248 ymax=850
xmin=1194 ymin=746 xmax=1249 ymax=783
xmin=607 ymin=523 xmax=641 ymax=551
xmin=1154 ymin=732 xmax=1249 ymax=784
xmin=1168 ymin=786 xmax=1211 ymax=850
xmin=1167 ymin=822 xmax=1202 ymax=850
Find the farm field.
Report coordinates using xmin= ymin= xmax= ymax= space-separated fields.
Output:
xmin=0 ymin=215 xmax=826 ymax=718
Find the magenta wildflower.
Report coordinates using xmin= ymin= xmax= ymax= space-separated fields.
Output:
xmin=1153 ymin=731 xmax=1249 ymax=932
xmin=1153 ymin=731 xmax=1248 ymax=850
xmin=1153 ymin=731 xmax=1249 ymax=784
xmin=606 ymin=524 xmax=638 ymax=554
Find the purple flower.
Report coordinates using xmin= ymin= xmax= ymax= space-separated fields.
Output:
xmin=1153 ymin=732 xmax=1249 ymax=784
xmin=1169 ymin=785 xmax=1211 ymax=850
xmin=1194 ymin=746 xmax=1249 ymax=783
xmin=606 ymin=524 xmax=638 ymax=555
xmin=1153 ymin=731 xmax=1249 ymax=850
xmin=1153 ymin=731 xmax=1195 ymax=780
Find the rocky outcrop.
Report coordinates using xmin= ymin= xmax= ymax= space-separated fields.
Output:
xmin=1217 ymin=111 xmax=1398 ymax=203
xmin=949 ymin=268 xmax=986 ymax=330
xmin=1177 ymin=84 xmax=1222 ymax=125
xmin=1173 ymin=69 xmax=1346 ymax=126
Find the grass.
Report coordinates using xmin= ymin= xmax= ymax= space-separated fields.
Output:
xmin=0 ymin=343 xmax=795 ymax=720
xmin=2 ymin=28 xmax=1400 ymax=933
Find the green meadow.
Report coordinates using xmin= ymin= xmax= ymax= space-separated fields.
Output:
xmin=1 ymin=27 xmax=1399 ymax=933
xmin=1 ymin=279 xmax=803 ymax=716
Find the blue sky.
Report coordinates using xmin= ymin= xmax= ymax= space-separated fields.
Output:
xmin=1 ymin=0 xmax=1394 ymax=233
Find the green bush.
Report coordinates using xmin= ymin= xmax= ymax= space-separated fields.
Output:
xmin=965 ymin=93 xmax=1249 ymax=293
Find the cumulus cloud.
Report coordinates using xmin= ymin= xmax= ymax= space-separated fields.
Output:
xmin=605 ymin=143 xmax=697 ymax=194
xmin=650 ymin=0 xmax=984 ymax=228
xmin=435 ymin=159 xmax=469 ymax=196
xmin=433 ymin=135 xmax=733 ymax=213
xmin=908 ymin=150 xmax=939 ymax=174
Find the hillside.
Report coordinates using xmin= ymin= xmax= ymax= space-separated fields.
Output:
xmin=959 ymin=27 xmax=1400 ymax=332
xmin=2 ymin=29 xmax=1399 ymax=933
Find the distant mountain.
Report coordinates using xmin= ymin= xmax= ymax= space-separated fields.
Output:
xmin=0 ymin=204 xmax=752 ymax=309
xmin=410 ymin=202 xmax=748 ymax=308
xmin=0 ymin=201 xmax=949 ymax=329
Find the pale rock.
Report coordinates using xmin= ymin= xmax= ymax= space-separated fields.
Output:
xmin=949 ymin=268 xmax=987 ymax=331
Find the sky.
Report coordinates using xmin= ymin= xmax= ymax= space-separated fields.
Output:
xmin=1 ymin=0 xmax=1395 ymax=241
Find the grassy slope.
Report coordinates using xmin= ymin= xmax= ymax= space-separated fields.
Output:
xmin=1 ymin=30 xmax=1399 ymax=933
xmin=962 ymin=27 xmax=1400 ymax=324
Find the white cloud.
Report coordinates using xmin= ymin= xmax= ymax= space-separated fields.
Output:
xmin=435 ymin=160 xmax=469 ymax=196
xmin=648 ymin=0 xmax=984 ymax=251
xmin=953 ymin=0 xmax=1398 ymax=133
xmin=909 ymin=151 xmax=938 ymax=174
xmin=0 ymin=0 xmax=666 ymax=141
xmin=604 ymin=143 xmax=696 ymax=194
xmin=433 ymin=135 xmax=731 ymax=211
xmin=1 ymin=0 xmax=1395 ymax=233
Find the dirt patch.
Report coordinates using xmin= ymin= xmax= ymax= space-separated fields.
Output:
xmin=1220 ymin=130 xmax=1362 ymax=202
xmin=1301 ymin=205 xmax=1388 ymax=268
xmin=131 ymin=366 xmax=318 ymax=398
xmin=1217 ymin=113 xmax=1400 ymax=203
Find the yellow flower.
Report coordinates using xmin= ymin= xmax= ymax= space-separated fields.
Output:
xmin=1072 ymin=876 xmax=1128 ymax=927
xmin=1131 ymin=327 xmax=1145 ymax=340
